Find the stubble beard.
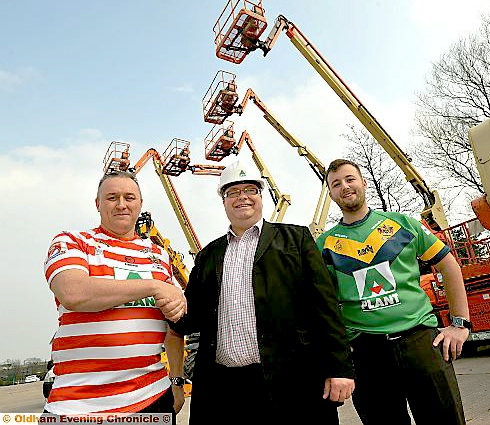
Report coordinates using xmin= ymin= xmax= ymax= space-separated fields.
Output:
xmin=339 ymin=190 xmax=366 ymax=213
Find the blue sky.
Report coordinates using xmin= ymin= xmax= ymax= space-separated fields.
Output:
xmin=1 ymin=0 xmax=490 ymax=362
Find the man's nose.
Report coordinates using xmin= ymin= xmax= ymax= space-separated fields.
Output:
xmin=115 ymin=196 xmax=127 ymax=208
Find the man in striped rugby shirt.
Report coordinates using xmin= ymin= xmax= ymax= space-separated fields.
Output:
xmin=43 ymin=171 xmax=187 ymax=418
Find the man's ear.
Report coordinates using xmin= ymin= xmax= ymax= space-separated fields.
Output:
xmin=95 ymin=198 xmax=100 ymax=211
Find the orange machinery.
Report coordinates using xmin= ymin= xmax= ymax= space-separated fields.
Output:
xmin=202 ymin=70 xmax=330 ymax=237
xmin=421 ymin=217 xmax=490 ymax=346
xmin=102 ymin=141 xmax=131 ymax=174
xmin=213 ymin=1 xmax=267 ymax=65
xmin=211 ymin=0 xmax=448 ymax=233
xmin=203 ymin=118 xmax=238 ymax=162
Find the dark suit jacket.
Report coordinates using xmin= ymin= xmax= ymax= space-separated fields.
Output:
xmin=170 ymin=220 xmax=354 ymax=417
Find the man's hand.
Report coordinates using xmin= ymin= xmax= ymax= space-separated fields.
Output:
xmin=323 ymin=377 xmax=355 ymax=402
xmin=157 ymin=298 xmax=187 ymax=322
xmin=433 ymin=326 xmax=469 ymax=362
xmin=154 ymin=283 xmax=187 ymax=322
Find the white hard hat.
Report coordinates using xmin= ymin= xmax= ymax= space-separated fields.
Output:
xmin=217 ymin=160 xmax=265 ymax=196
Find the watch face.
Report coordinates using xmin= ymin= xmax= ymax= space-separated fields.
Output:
xmin=452 ymin=317 xmax=464 ymax=327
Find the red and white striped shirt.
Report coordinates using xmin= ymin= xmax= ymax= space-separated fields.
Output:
xmin=44 ymin=226 xmax=174 ymax=414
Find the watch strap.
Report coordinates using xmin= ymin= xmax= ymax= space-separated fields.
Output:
xmin=451 ymin=316 xmax=472 ymax=330
xmin=169 ymin=376 xmax=185 ymax=387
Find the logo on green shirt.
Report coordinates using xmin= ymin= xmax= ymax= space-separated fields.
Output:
xmin=353 ymin=261 xmax=401 ymax=311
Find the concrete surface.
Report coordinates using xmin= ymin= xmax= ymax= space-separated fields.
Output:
xmin=176 ymin=350 xmax=490 ymax=424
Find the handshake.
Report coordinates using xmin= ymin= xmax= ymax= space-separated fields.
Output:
xmin=153 ymin=280 xmax=187 ymax=322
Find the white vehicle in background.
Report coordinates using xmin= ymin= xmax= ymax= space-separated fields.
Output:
xmin=24 ymin=375 xmax=40 ymax=383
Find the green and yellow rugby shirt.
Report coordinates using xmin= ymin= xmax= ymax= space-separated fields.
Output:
xmin=316 ymin=210 xmax=450 ymax=340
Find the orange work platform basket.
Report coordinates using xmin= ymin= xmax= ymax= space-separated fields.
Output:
xmin=213 ymin=0 xmax=267 ymax=64
xmin=203 ymin=70 xmax=239 ymax=125
xmin=204 ymin=120 xmax=237 ymax=162
xmin=103 ymin=141 xmax=131 ymax=174
xmin=161 ymin=138 xmax=191 ymax=176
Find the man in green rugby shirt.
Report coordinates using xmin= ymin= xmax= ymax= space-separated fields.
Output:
xmin=317 ymin=158 xmax=470 ymax=425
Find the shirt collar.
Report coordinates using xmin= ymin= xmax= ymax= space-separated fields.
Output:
xmin=340 ymin=208 xmax=372 ymax=226
xmin=226 ymin=218 xmax=264 ymax=241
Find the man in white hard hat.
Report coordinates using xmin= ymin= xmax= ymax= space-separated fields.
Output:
xmin=166 ymin=161 xmax=355 ymax=425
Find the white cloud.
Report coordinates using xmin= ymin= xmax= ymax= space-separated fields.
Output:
xmin=410 ymin=0 xmax=490 ymax=56
xmin=0 ymin=67 xmax=37 ymax=91
xmin=0 ymin=136 xmax=113 ymax=361
xmin=0 ymin=69 xmax=23 ymax=91
xmin=171 ymin=83 xmax=194 ymax=93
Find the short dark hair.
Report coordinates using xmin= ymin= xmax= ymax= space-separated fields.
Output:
xmin=326 ymin=159 xmax=363 ymax=187
xmin=97 ymin=171 xmax=141 ymax=198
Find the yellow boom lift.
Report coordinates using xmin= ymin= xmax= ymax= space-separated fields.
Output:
xmin=132 ymin=139 xmax=223 ymax=259
xmin=135 ymin=211 xmax=189 ymax=290
xmin=235 ymin=130 xmax=291 ymax=222
xmin=211 ymin=0 xmax=448 ymax=232
xmin=202 ymin=69 xmax=330 ymax=237
xmin=202 ymin=71 xmax=294 ymax=222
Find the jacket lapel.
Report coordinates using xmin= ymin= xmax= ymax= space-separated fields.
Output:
xmin=214 ymin=235 xmax=228 ymax=285
xmin=255 ymin=220 xmax=277 ymax=263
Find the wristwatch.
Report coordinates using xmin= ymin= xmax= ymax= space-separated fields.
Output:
xmin=169 ymin=376 xmax=185 ymax=387
xmin=451 ymin=316 xmax=472 ymax=330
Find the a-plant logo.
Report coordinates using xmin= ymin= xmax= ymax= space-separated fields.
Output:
xmin=352 ymin=261 xmax=401 ymax=311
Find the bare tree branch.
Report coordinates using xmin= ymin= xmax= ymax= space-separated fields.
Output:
xmin=413 ymin=14 xmax=489 ymax=207
xmin=341 ymin=124 xmax=424 ymax=217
